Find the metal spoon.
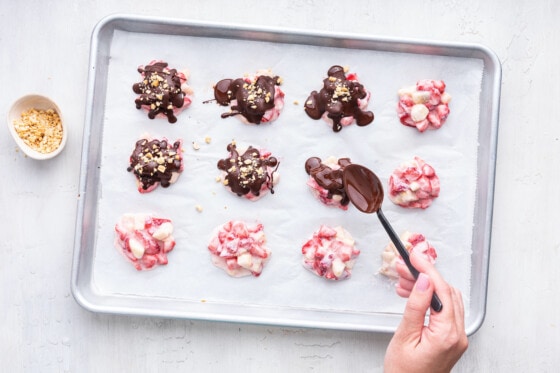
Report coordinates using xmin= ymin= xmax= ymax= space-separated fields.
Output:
xmin=342 ymin=164 xmax=443 ymax=312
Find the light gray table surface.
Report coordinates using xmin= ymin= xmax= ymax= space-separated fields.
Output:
xmin=1 ymin=1 xmax=558 ymax=371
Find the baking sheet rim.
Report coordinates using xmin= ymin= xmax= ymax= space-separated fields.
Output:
xmin=71 ymin=14 xmax=501 ymax=335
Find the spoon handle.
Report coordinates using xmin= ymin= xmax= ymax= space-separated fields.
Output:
xmin=377 ymin=209 xmax=443 ymax=312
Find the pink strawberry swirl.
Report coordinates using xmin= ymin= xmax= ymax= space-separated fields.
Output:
xmin=302 ymin=225 xmax=360 ymax=281
xmin=397 ymin=79 xmax=451 ymax=132
xmin=208 ymin=220 xmax=271 ymax=277
xmin=379 ymin=231 xmax=437 ymax=280
xmin=388 ymin=156 xmax=440 ymax=209
xmin=114 ymin=213 xmax=176 ymax=271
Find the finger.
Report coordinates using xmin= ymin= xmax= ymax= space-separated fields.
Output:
xmin=395 ymin=283 xmax=411 ymax=298
xmin=451 ymin=287 xmax=465 ymax=332
xmin=409 ymin=250 xmax=443 ymax=283
xmin=454 ymin=288 xmax=469 ymax=351
xmin=448 ymin=287 xmax=469 ymax=353
xmin=410 ymin=251 xmax=454 ymax=312
xmin=396 ymin=272 xmax=434 ymax=338
xmin=395 ymin=261 xmax=416 ymax=282
xmin=397 ymin=275 xmax=416 ymax=293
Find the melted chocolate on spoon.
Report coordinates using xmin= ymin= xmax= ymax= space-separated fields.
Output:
xmin=342 ymin=163 xmax=443 ymax=312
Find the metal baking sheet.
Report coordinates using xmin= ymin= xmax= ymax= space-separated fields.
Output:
xmin=71 ymin=14 xmax=501 ymax=334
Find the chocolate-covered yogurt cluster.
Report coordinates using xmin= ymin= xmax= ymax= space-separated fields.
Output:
xmin=127 ymin=137 xmax=184 ymax=193
xmin=217 ymin=142 xmax=279 ymax=201
xmin=132 ymin=61 xmax=193 ymax=123
xmin=304 ymin=65 xmax=374 ymax=132
xmin=212 ymin=71 xmax=285 ymax=125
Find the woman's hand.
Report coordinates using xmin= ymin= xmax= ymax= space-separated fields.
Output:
xmin=384 ymin=251 xmax=468 ymax=373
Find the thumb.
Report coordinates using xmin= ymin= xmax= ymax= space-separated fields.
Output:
xmin=397 ymin=273 xmax=433 ymax=337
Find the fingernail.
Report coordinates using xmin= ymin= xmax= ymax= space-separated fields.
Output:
xmin=415 ymin=273 xmax=430 ymax=292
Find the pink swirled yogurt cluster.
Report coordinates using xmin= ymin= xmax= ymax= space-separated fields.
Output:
xmin=397 ymin=79 xmax=451 ymax=132
xmin=388 ymin=156 xmax=440 ymax=209
xmin=208 ymin=220 xmax=271 ymax=277
xmin=379 ymin=231 xmax=437 ymax=279
xmin=114 ymin=213 xmax=175 ymax=271
xmin=301 ymin=225 xmax=360 ymax=281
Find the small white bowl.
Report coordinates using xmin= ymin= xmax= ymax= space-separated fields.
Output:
xmin=7 ymin=94 xmax=67 ymax=160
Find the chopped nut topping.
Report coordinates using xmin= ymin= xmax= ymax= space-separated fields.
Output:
xmin=217 ymin=142 xmax=279 ymax=198
xmin=127 ymin=138 xmax=183 ymax=192
xmin=303 ymin=65 xmax=374 ymax=132
xmin=132 ymin=61 xmax=188 ymax=123
xmin=13 ymin=108 xmax=63 ymax=154
xmin=214 ymin=74 xmax=282 ymax=124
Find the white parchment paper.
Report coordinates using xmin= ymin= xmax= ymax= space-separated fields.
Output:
xmin=92 ymin=29 xmax=483 ymax=320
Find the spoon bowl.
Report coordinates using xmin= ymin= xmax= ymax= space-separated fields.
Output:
xmin=342 ymin=163 xmax=384 ymax=213
xmin=343 ymin=164 xmax=442 ymax=312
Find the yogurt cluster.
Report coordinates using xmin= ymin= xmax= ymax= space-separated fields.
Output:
xmin=301 ymin=225 xmax=360 ymax=281
xmin=397 ymin=79 xmax=451 ymax=132
xmin=114 ymin=213 xmax=175 ymax=271
xmin=208 ymin=220 xmax=271 ymax=277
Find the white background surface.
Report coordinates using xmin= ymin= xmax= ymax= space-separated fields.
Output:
xmin=1 ymin=1 xmax=558 ymax=371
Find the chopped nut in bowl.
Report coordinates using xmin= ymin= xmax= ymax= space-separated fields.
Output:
xmin=7 ymin=94 xmax=67 ymax=160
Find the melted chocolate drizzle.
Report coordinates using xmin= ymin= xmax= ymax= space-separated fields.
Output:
xmin=305 ymin=156 xmax=352 ymax=206
xmin=217 ymin=143 xmax=279 ymax=197
xmin=213 ymin=75 xmax=281 ymax=124
xmin=127 ymin=138 xmax=183 ymax=191
xmin=304 ymin=65 xmax=374 ymax=132
xmin=132 ymin=62 xmax=185 ymax=123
